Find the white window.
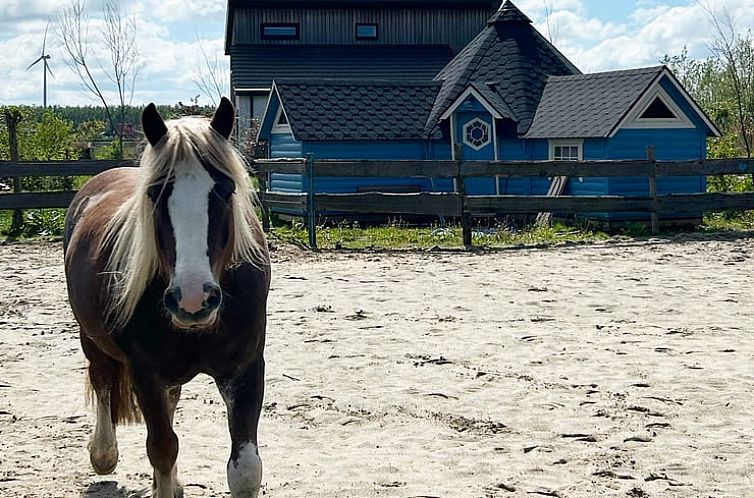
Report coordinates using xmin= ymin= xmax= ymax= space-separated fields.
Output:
xmin=549 ymin=140 xmax=583 ymax=161
xmin=463 ymin=118 xmax=491 ymax=150
xmin=272 ymin=106 xmax=291 ymax=134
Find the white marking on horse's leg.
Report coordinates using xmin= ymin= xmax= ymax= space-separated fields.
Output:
xmin=227 ymin=442 xmax=262 ymax=498
xmin=168 ymin=158 xmax=216 ymax=314
xmin=89 ymin=390 xmax=118 ymax=475
xmin=152 ymin=464 xmax=182 ymax=498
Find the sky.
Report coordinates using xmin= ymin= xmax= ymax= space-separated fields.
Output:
xmin=0 ymin=0 xmax=752 ymax=107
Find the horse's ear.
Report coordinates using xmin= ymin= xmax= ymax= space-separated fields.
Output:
xmin=142 ymin=103 xmax=167 ymax=147
xmin=210 ymin=97 xmax=235 ymax=140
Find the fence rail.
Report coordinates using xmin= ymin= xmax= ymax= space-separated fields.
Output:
xmin=0 ymin=160 xmax=133 ymax=209
xmin=254 ymin=155 xmax=754 ymax=248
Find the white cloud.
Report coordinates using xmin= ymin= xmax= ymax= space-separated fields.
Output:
xmin=1 ymin=0 xmax=753 ymax=105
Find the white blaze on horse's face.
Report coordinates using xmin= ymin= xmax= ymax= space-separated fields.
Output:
xmin=164 ymin=156 xmax=222 ymax=328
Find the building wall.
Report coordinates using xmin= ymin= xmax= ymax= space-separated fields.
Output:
xmin=232 ymin=7 xmax=494 ymax=51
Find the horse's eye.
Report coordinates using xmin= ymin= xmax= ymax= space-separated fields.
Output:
xmin=213 ymin=179 xmax=235 ymax=201
xmin=147 ymin=184 xmax=161 ymax=202
xmin=147 ymin=183 xmax=172 ymax=203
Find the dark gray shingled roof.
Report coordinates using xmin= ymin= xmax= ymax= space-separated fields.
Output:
xmin=426 ymin=0 xmax=580 ymax=136
xmin=525 ymin=66 xmax=664 ymax=139
xmin=230 ymin=45 xmax=454 ymax=90
xmin=274 ymin=79 xmax=443 ymax=141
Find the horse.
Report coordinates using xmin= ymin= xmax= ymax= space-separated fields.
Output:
xmin=63 ymin=98 xmax=271 ymax=498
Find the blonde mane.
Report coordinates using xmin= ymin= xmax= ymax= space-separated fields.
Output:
xmin=101 ymin=117 xmax=267 ymax=329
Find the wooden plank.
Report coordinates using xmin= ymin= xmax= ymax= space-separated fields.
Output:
xmin=314 ymin=192 xmax=462 ymax=216
xmin=253 ymin=160 xmax=307 ymax=175
xmin=461 ymin=160 xmax=653 ymax=178
xmin=261 ymin=192 xmax=308 ymax=210
xmin=312 ymin=160 xmax=459 ymax=178
xmin=0 ymin=160 xmax=134 ymax=177
xmin=657 ymin=158 xmax=754 ymax=177
xmin=255 ymin=160 xmax=459 ymax=178
xmin=0 ymin=191 xmax=77 ymax=210
xmin=658 ymin=192 xmax=754 ymax=213
xmin=466 ymin=195 xmax=655 ymax=213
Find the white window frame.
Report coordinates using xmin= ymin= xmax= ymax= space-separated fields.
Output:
xmin=620 ymin=86 xmax=694 ymax=130
xmin=549 ymin=139 xmax=583 ymax=161
xmin=463 ymin=118 xmax=492 ymax=151
xmin=272 ymin=105 xmax=292 ymax=134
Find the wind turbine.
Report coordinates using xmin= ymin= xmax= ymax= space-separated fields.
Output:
xmin=26 ymin=23 xmax=54 ymax=108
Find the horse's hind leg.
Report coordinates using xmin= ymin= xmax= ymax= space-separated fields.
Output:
xmin=81 ymin=335 xmax=120 ymax=475
xmin=218 ymin=357 xmax=265 ymax=498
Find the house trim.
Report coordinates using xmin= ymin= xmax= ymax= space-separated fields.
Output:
xmin=440 ymin=86 xmax=504 ymax=121
xmin=619 ymin=86 xmax=694 ymax=131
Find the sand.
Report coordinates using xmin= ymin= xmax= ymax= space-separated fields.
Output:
xmin=0 ymin=235 xmax=752 ymax=498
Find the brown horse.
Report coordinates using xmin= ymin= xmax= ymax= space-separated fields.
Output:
xmin=63 ymin=98 xmax=270 ymax=498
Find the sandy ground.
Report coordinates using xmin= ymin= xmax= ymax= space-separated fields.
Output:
xmin=0 ymin=235 xmax=752 ymax=498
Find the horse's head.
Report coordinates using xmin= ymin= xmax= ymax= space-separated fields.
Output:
xmin=141 ymin=99 xmax=238 ymax=329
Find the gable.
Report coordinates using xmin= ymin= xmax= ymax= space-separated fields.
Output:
xmin=613 ymin=71 xmax=721 ymax=137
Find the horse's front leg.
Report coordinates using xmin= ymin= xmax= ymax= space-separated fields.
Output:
xmin=132 ymin=371 xmax=184 ymax=498
xmin=218 ymin=357 xmax=265 ymax=498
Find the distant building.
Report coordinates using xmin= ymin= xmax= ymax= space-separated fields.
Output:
xmin=240 ymin=0 xmax=721 ymax=222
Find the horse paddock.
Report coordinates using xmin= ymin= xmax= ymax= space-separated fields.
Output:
xmin=0 ymin=236 xmax=752 ymax=497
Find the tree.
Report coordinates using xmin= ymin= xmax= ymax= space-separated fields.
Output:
xmin=699 ymin=1 xmax=754 ymax=157
xmin=56 ymin=0 xmax=141 ymax=159
xmin=192 ymin=36 xmax=229 ymax=107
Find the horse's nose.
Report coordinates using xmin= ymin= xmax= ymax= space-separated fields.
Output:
xmin=164 ymin=286 xmax=182 ymax=314
xmin=203 ymin=282 xmax=222 ymax=311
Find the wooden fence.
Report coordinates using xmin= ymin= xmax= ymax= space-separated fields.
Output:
xmin=0 ymin=160 xmax=133 ymax=210
xmin=253 ymin=154 xmax=754 ymax=248
xmin=2 ymin=156 xmax=754 ymax=249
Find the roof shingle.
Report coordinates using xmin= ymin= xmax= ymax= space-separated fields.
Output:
xmin=274 ymin=79 xmax=443 ymax=141
xmin=525 ymin=66 xmax=664 ymax=139
xmin=427 ymin=0 xmax=580 ymax=136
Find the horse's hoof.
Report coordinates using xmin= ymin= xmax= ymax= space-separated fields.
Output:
xmin=89 ymin=444 xmax=118 ymax=475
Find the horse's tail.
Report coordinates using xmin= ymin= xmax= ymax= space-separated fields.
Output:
xmin=86 ymin=361 xmax=141 ymax=425
xmin=110 ymin=362 xmax=141 ymax=424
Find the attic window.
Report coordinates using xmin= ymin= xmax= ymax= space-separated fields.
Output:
xmin=272 ymin=107 xmax=291 ymax=133
xmin=463 ymin=119 xmax=491 ymax=150
xmin=261 ymin=23 xmax=299 ymax=40
xmin=640 ymin=97 xmax=677 ymax=119
xmin=550 ymin=140 xmax=583 ymax=161
xmin=277 ymin=111 xmax=288 ymax=125
xmin=356 ymin=23 xmax=378 ymax=40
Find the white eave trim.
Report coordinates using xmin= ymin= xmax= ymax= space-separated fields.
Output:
xmin=440 ymin=86 xmax=504 ymax=122
xmin=256 ymin=82 xmax=296 ymax=142
xmin=234 ymin=87 xmax=272 ymax=93
xmin=610 ymin=68 xmax=722 ymax=138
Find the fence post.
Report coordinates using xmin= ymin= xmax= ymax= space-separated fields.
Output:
xmin=647 ymin=146 xmax=659 ymax=235
xmin=255 ymin=165 xmax=271 ymax=233
xmin=306 ymin=153 xmax=317 ymax=249
xmin=4 ymin=110 xmax=23 ymax=233
xmin=457 ymin=161 xmax=473 ymax=249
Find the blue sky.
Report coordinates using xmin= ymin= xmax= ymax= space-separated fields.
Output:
xmin=0 ymin=0 xmax=752 ymax=107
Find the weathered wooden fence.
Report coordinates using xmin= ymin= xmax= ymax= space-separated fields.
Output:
xmin=253 ymin=154 xmax=754 ymax=248
xmin=3 ymin=156 xmax=754 ymax=249
xmin=0 ymin=160 xmax=133 ymax=210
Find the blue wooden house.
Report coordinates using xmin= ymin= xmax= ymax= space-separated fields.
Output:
xmin=252 ymin=0 xmax=721 ymax=221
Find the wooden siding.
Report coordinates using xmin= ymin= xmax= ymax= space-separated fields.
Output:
xmin=232 ymin=7 xmax=494 ymax=51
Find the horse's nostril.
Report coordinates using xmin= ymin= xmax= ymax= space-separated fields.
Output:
xmin=204 ymin=283 xmax=222 ymax=309
xmin=164 ymin=287 xmax=181 ymax=313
